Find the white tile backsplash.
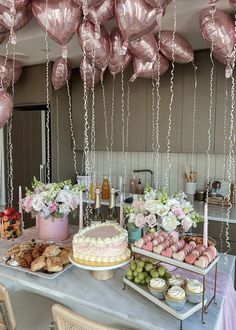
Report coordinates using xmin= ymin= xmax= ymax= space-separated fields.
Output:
xmin=93 ymin=151 xmax=236 ymax=203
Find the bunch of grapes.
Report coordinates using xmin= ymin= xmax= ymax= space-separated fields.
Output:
xmin=125 ymin=257 xmax=170 ymax=285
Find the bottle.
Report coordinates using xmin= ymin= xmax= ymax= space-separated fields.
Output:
xmin=93 ymin=188 xmax=104 ymax=222
xmin=102 ymin=176 xmax=110 ymax=200
xmin=130 ymin=175 xmax=137 ymax=194
xmin=90 ymin=182 xmax=96 ymax=200
xmin=107 ymin=188 xmax=118 ymax=223
xmin=136 ymin=178 xmax=143 ymax=195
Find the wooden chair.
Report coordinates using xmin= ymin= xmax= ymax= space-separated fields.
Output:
xmin=0 ymin=283 xmax=55 ymax=330
xmin=0 ymin=284 xmax=16 ymax=330
xmin=52 ymin=304 xmax=120 ymax=330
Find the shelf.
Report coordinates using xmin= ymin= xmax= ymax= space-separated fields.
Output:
xmin=123 ymin=278 xmax=207 ymax=321
xmin=131 ymin=245 xmax=219 ymax=276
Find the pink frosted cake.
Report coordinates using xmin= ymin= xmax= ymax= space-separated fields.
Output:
xmin=72 ymin=223 xmax=131 ymax=266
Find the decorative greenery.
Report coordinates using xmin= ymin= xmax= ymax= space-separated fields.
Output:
xmin=124 ymin=187 xmax=203 ymax=233
xmin=22 ymin=177 xmax=84 ymax=219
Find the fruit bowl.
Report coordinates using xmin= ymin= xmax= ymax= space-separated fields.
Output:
xmin=0 ymin=207 xmax=22 ymax=239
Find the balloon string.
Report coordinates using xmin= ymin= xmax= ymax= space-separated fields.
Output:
xmin=45 ymin=0 xmax=51 ymax=183
xmin=125 ymin=81 xmax=131 ymax=189
xmin=155 ymin=19 xmax=162 ymax=189
xmin=165 ymin=0 xmax=176 ymax=189
xmin=65 ymin=59 xmax=78 ymax=180
xmin=56 ymin=94 xmax=60 ymax=182
xmin=151 ymin=79 xmax=156 ymax=178
xmin=91 ymin=48 xmax=96 ymax=185
xmin=220 ymin=78 xmax=229 ymax=252
xmin=191 ymin=66 xmax=198 ymax=172
xmin=121 ymin=68 xmax=126 ymax=192
xmin=109 ymin=77 xmax=115 ymax=183
xmin=206 ymin=6 xmax=216 ymax=203
xmin=101 ymin=80 xmax=110 ymax=166
xmin=82 ymin=39 xmax=91 ymax=227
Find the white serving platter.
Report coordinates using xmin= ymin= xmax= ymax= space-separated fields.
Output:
xmin=131 ymin=245 xmax=219 ymax=276
xmin=69 ymin=254 xmax=130 ymax=271
xmin=123 ymin=278 xmax=207 ymax=321
xmin=0 ymin=261 xmax=73 ymax=279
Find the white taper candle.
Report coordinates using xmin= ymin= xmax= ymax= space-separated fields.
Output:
xmin=203 ymin=202 xmax=208 ymax=247
xmin=79 ymin=190 xmax=83 ymax=230
xmin=120 ymin=193 xmax=124 ymax=228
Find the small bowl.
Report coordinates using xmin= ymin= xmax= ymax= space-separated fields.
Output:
xmin=164 ymin=294 xmax=186 ymax=311
xmin=185 ymin=288 xmax=203 ymax=304
xmin=148 ymin=285 xmax=167 ymax=300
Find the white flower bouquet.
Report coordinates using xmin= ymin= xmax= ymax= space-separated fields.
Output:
xmin=22 ymin=177 xmax=83 ymax=219
xmin=124 ymin=187 xmax=203 ymax=233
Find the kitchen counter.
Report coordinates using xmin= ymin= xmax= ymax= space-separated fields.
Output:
xmin=193 ymin=201 xmax=236 ymax=223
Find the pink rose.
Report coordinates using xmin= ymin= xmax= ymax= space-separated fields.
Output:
xmin=181 ymin=216 xmax=193 ymax=232
xmin=135 ymin=213 xmax=146 ymax=228
xmin=22 ymin=196 xmax=33 ymax=213
xmin=145 ymin=214 xmax=157 ymax=228
xmin=171 ymin=207 xmax=185 ymax=219
xmin=50 ymin=202 xmax=58 ymax=213
xmin=132 ymin=200 xmax=144 ymax=212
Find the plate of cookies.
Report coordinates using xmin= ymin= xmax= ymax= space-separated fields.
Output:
xmin=2 ymin=239 xmax=72 ymax=279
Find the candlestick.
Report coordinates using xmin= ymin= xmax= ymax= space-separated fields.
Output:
xmin=79 ymin=190 xmax=83 ymax=230
xmin=203 ymin=202 xmax=208 ymax=247
xmin=119 ymin=193 xmax=124 ymax=228
xmin=18 ymin=186 xmax=24 ymax=229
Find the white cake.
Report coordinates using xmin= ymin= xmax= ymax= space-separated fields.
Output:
xmin=72 ymin=223 xmax=131 ymax=266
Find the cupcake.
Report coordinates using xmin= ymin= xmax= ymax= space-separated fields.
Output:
xmin=148 ymin=278 xmax=168 ymax=300
xmin=185 ymin=279 xmax=203 ymax=304
xmin=165 ymin=286 xmax=186 ymax=311
xmin=168 ymin=275 xmax=186 ymax=288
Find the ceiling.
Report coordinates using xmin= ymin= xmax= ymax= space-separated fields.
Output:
xmin=0 ymin=0 xmax=233 ymax=68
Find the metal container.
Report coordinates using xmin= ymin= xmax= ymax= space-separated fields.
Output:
xmin=196 ymin=190 xmax=206 ymax=201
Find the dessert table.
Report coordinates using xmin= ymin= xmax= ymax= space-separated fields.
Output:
xmin=0 ymin=227 xmax=235 ymax=330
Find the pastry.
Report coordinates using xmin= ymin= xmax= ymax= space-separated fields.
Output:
xmin=148 ymin=278 xmax=168 ymax=300
xmin=185 ymin=279 xmax=203 ymax=303
xmin=46 ymin=257 xmax=63 ymax=272
xmin=59 ymin=248 xmax=71 ymax=265
xmin=168 ymin=275 xmax=186 ymax=288
xmin=165 ymin=285 xmax=186 ymax=311
xmin=42 ymin=245 xmax=61 ymax=257
xmin=31 ymin=256 xmax=46 ymax=272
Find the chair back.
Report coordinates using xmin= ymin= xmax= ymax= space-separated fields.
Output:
xmin=0 ymin=284 xmax=16 ymax=330
xmin=52 ymin=304 xmax=119 ymax=330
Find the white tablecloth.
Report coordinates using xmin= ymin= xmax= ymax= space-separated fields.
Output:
xmin=0 ymin=227 xmax=235 ymax=330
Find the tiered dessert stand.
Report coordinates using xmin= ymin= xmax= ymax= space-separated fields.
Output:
xmin=69 ymin=254 xmax=131 ymax=280
xmin=123 ymin=245 xmax=219 ymax=330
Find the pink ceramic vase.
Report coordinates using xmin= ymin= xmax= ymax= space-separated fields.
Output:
xmin=38 ymin=213 xmax=69 ymax=241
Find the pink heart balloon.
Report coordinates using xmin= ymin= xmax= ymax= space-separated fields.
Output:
xmin=129 ymin=32 xmax=157 ymax=62
xmin=77 ymin=21 xmax=110 ymax=73
xmin=32 ymin=0 xmax=81 ymax=47
xmin=0 ymin=2 xmax=32 ymax=31
xmin=158 ymin=31 xmax=194 ymax=64
xmin=130 ymin=53 xmax=169 ymax=82
xmin=0 ymin=0 xmax=29 ymax=10
xmin=230 ymin=0 xmax=236 ymax=8
xmin=0 ymin=90 xmax=13 ymax=129
xmin=109 ymin=27 xmax=132 ymax=77
xmin=200 ymin=8 xmax=236 ymax=65
xmin=144 ymin=0 xmax=172 ymax=8
xmin=87 ymin=0 xmax=114 ymax=35
xmin=0 ymin=56 xmax=22 ymax=88
xmin=80 ymin=57 xmax=101 ymax=89
xmin=52 ymin=58 xmax=72 ymax=90
xmin=116 ymin=0 xmax=158 ymax=42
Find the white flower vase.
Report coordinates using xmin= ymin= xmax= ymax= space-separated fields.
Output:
xmin=38 ymin=213 xmax=69 ymax=241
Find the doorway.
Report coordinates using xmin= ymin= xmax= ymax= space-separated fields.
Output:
xmin=4 ymin=104 xmax=51 ymax=227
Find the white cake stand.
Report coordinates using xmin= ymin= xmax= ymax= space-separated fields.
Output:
xmin=69 ymin=254 xmax=131 ymax=280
